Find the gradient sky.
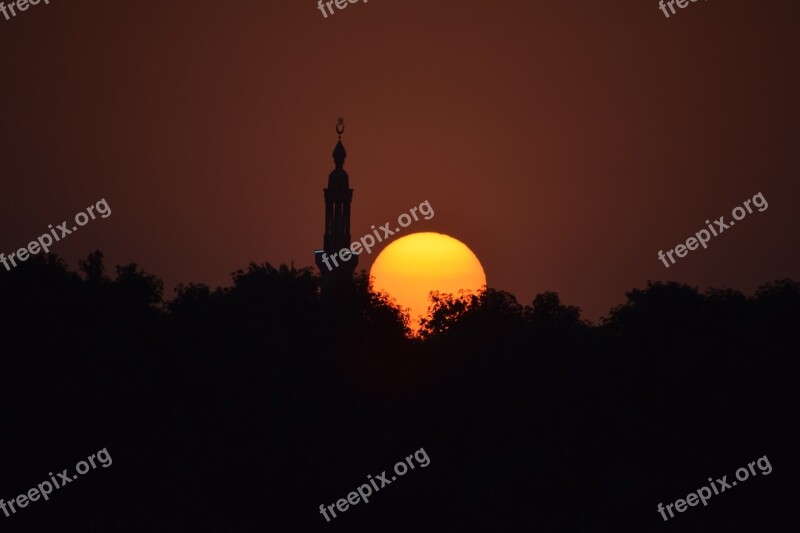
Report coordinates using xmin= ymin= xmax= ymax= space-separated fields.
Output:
xmin=1 ymin=0 xmax=797 ymax=321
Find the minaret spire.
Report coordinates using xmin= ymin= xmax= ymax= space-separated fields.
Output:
xmin=333 ymin=120 xmax=347 ymax=169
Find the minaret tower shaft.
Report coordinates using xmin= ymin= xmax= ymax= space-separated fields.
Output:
xmin=315 ymin=119 xmax=358 ymax=289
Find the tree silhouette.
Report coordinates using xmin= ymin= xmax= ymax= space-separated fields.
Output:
xmin=0 ymin=253 xmax=796 ymax=532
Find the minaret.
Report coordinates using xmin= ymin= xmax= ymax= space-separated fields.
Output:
xmin=315 ymin=119 xmax=358 ymax=290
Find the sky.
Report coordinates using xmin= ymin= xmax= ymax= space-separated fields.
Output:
xmin=1 ymin=0 xmax=798 ymax=322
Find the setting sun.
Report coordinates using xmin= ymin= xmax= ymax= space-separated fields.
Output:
xmin=370 ymin=232 xmax=487 ymax=331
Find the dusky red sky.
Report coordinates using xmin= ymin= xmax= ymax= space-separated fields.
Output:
xmin=1 ymin=0 xmax=797 ymax=322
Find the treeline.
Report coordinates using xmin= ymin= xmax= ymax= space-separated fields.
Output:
xmin=0 ymin=252 xmax=795 ymax=532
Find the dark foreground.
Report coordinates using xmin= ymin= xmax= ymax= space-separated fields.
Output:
xmin=0 ymin=253 xmax=796 ymax=532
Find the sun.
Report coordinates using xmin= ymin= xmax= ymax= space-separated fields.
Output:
xmin=370 ymin=232 xmax=487 ymax=331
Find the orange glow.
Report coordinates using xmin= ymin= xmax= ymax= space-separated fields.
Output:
xmin=370 ymin=232 xmax=487 ymax=331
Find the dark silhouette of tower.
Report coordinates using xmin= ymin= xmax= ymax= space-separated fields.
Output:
xmin=315 ymin=119 xmax=358 ymax=291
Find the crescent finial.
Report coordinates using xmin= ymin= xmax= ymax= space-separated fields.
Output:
xmin=336 ymin=118 xmax=345 ymax=138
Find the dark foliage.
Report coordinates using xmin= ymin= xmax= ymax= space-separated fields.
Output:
xmin=0 ymin=254 xmax=796 ymax=532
